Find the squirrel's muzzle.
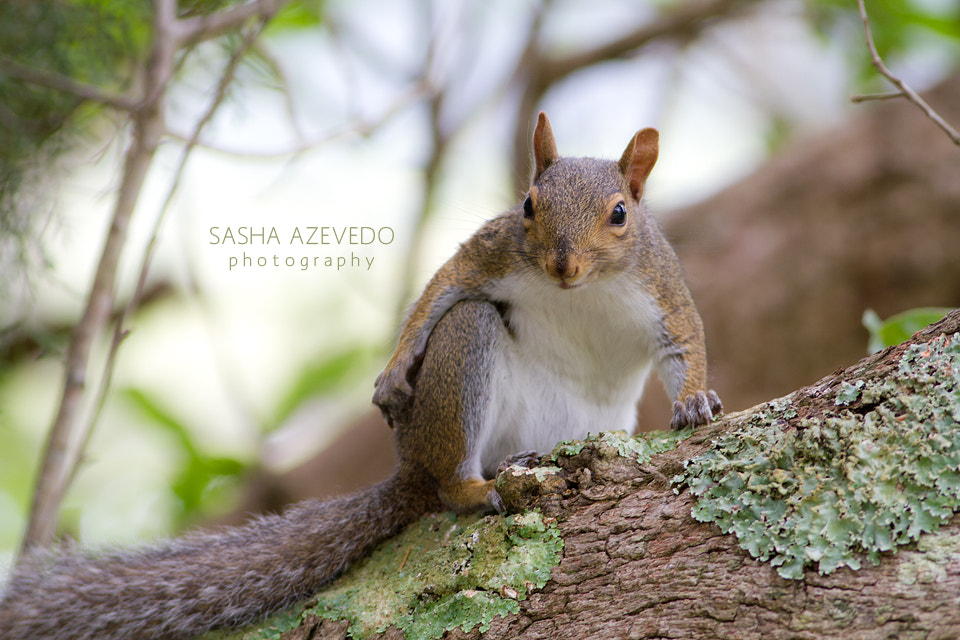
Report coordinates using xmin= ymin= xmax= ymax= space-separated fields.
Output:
xmin=543 ymin=246 xmax=586 ymax=288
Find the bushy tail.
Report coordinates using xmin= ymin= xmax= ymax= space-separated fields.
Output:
xmin=0 ymin=468 xmax=438 ymax=640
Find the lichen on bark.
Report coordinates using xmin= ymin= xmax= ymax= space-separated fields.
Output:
xmin=218 ymin=510 xmax=563 ymax=640
xmin=678 ymin=331 xmax=960 ymax=579
xmin=212 ymin=311 xmax=960 ymax=640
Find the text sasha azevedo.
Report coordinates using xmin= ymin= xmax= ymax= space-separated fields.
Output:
xmin=209 ymin=226 xmax=395 ymax=246
xmin=209 ymin=226 xmax=395 ymax=272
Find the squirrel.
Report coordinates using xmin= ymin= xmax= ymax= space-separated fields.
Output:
xmin=0 ymin=112 xmax=721 ymax=640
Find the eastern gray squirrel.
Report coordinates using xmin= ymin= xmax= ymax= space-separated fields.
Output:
xmin=0 ymin=112 xmax=721 ymax=640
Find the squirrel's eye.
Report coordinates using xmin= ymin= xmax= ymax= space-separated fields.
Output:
xmin=523 ymin=196 xmax=535 ymax=220
xmin=609 ymin=201 xmax=627 ymax=226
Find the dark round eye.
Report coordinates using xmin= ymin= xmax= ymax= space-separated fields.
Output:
xmin=523 ymin=195 xmax=535 ymax=220
xmin=609 ymin=201 xmax=626 ymax=226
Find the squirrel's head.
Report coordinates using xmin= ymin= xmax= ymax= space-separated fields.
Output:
xmin=520 ymin=112 xmax=659 ymax=290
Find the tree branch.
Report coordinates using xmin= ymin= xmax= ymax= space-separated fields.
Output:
xmin=849 ymin=90 xmax=903 ymax=103
xmin=509 ymin=0 xmax=754 ymax=194
xmin=226 ymin=311 xmax=960 ymax=640
xmin=66 ymin=21 xmax=269 ymax=500
xmin=0 ymin=56 xmax=139 ymax=111
xmin=544 ymin=0 xmax=748 ymax=82
xmin=173 ymin=0 xmax=290 ymax=47
xmin=18 ymin=0 xmax=180 ymax=555
xmin=163 ymin=80 xmax=428 ymax=158
xmin=855 ymin=0 xmax=960 ymax=146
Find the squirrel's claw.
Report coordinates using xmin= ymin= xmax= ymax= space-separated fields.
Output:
xmin=497 ymin=450 xmax=541 ymax=475
xmin=671 ymin=390 xmax=723 ymax=430
xmin=489 ymin=451 xmax=542 ymax=513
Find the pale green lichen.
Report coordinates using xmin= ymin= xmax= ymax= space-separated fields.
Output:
xmin=677 ymin=332 xmax=960 ymax=580
xmin=220 ymin=429 xmax=695 ymax=640
xmin=502 ymin=464 xmax=563 ymax=483
xmin=228 ymin=510 xmax=563 ymax=640
xmin=896 ymin=526 xmax=960 ymax=586
xmin=551 ymin=428 xmax=692 ymax=463
xmin=835 ymin=380 xmax=864 ymax=405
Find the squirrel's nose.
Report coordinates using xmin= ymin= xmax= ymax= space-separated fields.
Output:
xmin=544 ymin=250 xmax=582 ymax=284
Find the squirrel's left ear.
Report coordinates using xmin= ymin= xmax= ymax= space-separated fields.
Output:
xmin=618 ymin=128 xmax=659 ymax=201
xmin=533 ymin=112 xmax=559 ymax=182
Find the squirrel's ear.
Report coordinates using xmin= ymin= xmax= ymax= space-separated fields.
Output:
xmin=533 ymin=111 xmax=559 ymax=182
xmin=618 ymin=128 xmax=659 ymax=201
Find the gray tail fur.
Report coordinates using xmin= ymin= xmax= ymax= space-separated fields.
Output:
xmin=0 ymin=469 xmax=436 ymax=640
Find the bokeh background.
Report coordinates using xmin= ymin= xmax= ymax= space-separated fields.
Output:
xmin=1 ymin=0 xmax=958 ymax=574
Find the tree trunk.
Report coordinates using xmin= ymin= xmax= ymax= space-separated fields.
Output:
xmin=230 ymin=309 xmax=960 ymax=640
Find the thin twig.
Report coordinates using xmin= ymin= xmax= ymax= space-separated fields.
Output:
xmin=174 ymin=0 xmax=289 ymax=47
xmin=66 ymin=22 xmax=269 ymax=497
xmin=509 ymin=0 xmax=752 ymax=194
xmin=163 ymin=80 xmax=428 ymax=159
xmin=850 ymin=90 xmax=906 ymax=103
xmin=856 ymin=0 xmax=960 ymax=146
xmin=0 ymin=56 xmax=140 ymax=111
xmin=398 ymin=545 xmax=412 ymax=571
xmin=18 ymin=0 xmax=180 ymax=556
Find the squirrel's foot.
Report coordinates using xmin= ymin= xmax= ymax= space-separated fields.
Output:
xmin=491 ymin=451 xmax=541 ymax=513
xmin=497 ymin=450 xmax=541 ymax=475
xmin=671 ymin=390 xmax=723 ymax=430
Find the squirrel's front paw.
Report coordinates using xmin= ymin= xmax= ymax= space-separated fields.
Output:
xmin=671 ymin=390 xmax=722 ymax=430
xmin=372 ymin=365 xmax=416 ymax=428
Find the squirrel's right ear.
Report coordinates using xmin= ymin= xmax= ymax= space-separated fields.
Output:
xmin=532 ymin=111 xmax=559 ymax=182
xmin=618 ymin=128 xmax=659 ymax=201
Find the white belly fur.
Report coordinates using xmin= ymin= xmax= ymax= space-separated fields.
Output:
xmin=469 ymin=271 xmax=663 ymax=478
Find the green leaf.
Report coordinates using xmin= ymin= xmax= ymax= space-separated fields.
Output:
xmin=121 ymin=388 xmax=246 ymax=526
xmin=863 ymin=307 xmax=953 ymax=354
xmin=270 ymin=345 xmax=376 ymax=429
xmin=265 ymin=0 xmax=326 ymax=33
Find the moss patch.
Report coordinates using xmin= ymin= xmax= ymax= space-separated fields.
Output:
xmin=230 ymin=510 xmax=562 ymax=640
xmin=677 ymin=332 xmax=960 ymax=579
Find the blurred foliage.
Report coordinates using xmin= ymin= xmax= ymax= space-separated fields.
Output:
xmin=810 ymin=0 xmax=960 ymax=85
xmin=0 ymin=408 xmax=34 ymax=548
xmin=121 ymin=388 xmax=246 ymax=528
xmin=0 ymin=0 xmax=338 ymax=541
xmin=269 ymin=344 xmax=377 ymax=431
xmin=0 ymin=0 xmax=327 ymax=297
xmin=0 ymin=0 xmax=150 ymax=281
xmin=265 ymin=0 xmax=325 ymax=33
xmin=863 ymin=307 xmax=954 ymax=354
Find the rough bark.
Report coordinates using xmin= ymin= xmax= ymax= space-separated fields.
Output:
xmin=224 ymin=310 xmax=960 ymax=640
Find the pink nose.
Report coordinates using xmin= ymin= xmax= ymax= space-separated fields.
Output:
xmin=544 ymin=251 xmax=581 ymax=283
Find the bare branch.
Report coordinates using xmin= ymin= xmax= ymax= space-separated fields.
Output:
xmin=544 ymin=0 xmax=749 ymax=82
xmin=510 ymin=0 xmax=753 ymax=194
xmin=174 ymin=0 xmax=290 ymax=47
xmin=0 ymin=56 xmax=139 ymax=111
xmin=856 ymin=0 xmax=960 ymax=147
xmin=19 ymin=0 xmax=180 ymax=555
xmin=850 ymin=90 xmax=905 ymax=103
xmin=164 ymin=80 xmax=428 ymax=158
xmin=67 ymin=22 xmax=270 ymax=496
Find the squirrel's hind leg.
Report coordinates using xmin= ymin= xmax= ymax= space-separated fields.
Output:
xmin=396 ymin=299 xmax=507 ymax=514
